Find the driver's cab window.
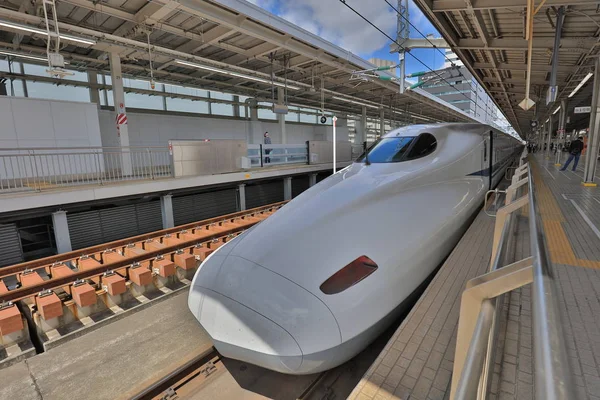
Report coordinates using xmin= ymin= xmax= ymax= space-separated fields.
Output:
xmin=406 ymin=133 xmax=437 ymax=160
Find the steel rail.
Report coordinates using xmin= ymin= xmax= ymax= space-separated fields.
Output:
xmin=0 ymin=201 xmax=286 ymax=278
xmin=528 ymin=165 xmax=574 ymax=400
xmin=129 ymin=346 xmax=219 ymax=400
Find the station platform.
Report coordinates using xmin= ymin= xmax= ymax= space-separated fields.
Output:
xmin=0 ymin=290 xmax=210 ymax=400
xmin=350 ymin=153 xmax=600 ymax=400
xmin=0 ymin=160 xmax=350 ymax=215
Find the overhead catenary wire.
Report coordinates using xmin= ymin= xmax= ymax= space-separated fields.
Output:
xmin=337 ymin=0 xmax=477 ymax=107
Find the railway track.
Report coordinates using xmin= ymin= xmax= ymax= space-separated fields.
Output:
xmin=0 ymin=202 xmax=286 ymax=303
xmin=128 ymin=345 xmax=330 ymax=400
xmin=0 ymin=202 xmax=286 ymax=361
xmin=129 ymin=346 xmax=222 ymax=400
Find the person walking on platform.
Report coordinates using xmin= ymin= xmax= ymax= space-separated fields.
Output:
xmin=263 ymin=131 xmax=272 ymax=164
xmin=560 ymin=136 xmax=585 ymax=171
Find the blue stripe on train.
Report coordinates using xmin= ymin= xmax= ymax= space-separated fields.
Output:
xmin=467 ymin=148 xmax=522 ymax=177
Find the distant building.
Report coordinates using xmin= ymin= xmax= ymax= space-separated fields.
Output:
xmin=442 ymin=49 xmax=463 ymax=69
xmin=368 ymin=58 xmax=396 ymax=69
xmin=418 ymin=51 xmax=496 ymax=125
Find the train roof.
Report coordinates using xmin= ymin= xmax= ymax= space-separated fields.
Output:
xmin=384 ymin=123 xmax=522 ymax=143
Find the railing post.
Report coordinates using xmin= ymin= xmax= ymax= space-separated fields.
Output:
xmin=29 ymin=150 xmax=41 ymax=192
xmin=94 ymin=151 xmax=103 ymax=185
xmin=259 ymin=144 xmax=264 ymax=167
xmin=147 ymin=148 xmax=155 ymax=180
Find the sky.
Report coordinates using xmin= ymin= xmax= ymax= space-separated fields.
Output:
xmin=245 ymin=0 xmax=447 ymax=75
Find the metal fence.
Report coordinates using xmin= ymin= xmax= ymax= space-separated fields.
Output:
xmin=0 ymin=147 xmax=171 ymax=192
xmin=247 ymin=144 xmax=308 ymax=167
xmin=0 ymin=142 xmax=362 ymax=193
xmin=451 ymin=151 xmax=574 ymax=400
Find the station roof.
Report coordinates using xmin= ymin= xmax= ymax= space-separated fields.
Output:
xmin=0 ymin=0 xmax=478 ymax=125
xmin=413 ymin=0 xmax=600 ymax=136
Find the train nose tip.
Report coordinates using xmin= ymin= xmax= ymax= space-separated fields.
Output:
xmin=192 ymin=286 xmax=304 ymax=373
xmin=188 ymin=254 xmax=341 ymax=374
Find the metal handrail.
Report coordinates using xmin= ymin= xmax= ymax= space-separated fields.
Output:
xmin=452 ymin=154 xmax=574 ymax=400
xmin=527 ymin=162 xmax=574 ymax=400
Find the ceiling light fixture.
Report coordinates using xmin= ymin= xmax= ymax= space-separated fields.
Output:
xmin=553 ymin=106 xmax=560 ymax=115
xmin=0 ymin=50 xmax=47 ymax=62
xmin=175 ymin=60 xmax=300 ymax=90
xmin=0 ymin=49 xmax=69 ymax=64
xmin=331 ymin=95 xmax=380 ymax=109
xmin=0 ymin=19 xmax=96 ymax=45
xmin=568 ymin=72 xmax=593 ymax=98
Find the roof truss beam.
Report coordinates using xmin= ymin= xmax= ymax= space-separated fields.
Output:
xmin=455 ymin=37 xmax=596 ymax=51
xmin=432 ymin=0 xmax=599 ymax=12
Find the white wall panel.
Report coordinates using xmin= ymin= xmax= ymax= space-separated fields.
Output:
xmin=12 ymin=98 xmax=55 ymax=141
xmin=0 ymin=98 xmax=17 ymax=141
xmin=98 ymin=110 xmax=348 ymax=147
xmin=0 ymin=97 xmax=102 ymax=148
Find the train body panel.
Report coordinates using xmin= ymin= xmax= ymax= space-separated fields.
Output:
xmin=189 ymin=123 xmax=523 ymax=374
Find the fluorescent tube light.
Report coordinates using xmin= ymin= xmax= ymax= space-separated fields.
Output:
xmin=0 ymin=20 xmax=96 ymax=45
xmin=0 ymin=50 xmax=47 ymax=62
xmin=331 ymin=95 xmax=380 ymax=109
xmin=553 ymin=106 xmax=560 ymax=115
xmin=568 ymin=72 xmax=593 ymax=98
xmin=0 ymin=49 xmax=69 ymax=64
xmin=175 ymin=60 xmax=300 ymax=90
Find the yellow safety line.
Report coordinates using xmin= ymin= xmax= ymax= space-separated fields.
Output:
xmin=531 ymin=159 xmax=600 ymax=269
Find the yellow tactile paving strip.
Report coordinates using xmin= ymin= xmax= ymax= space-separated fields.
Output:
xmin=531 ymin=159 xmax=600 ymax=269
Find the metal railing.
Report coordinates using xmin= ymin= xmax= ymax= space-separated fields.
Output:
xmin=451 ymin=150 xmax=574 ymax=400
xmin=0 ymin=147 xmax=171 ymax=192
xmin=247 ymin=144 xmax=308 ymax=167
xmin=0 ymin=141 xmax=362 ymax=193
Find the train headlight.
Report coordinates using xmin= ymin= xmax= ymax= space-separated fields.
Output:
xmin=319 ymin=255 xmax=378 ymax=295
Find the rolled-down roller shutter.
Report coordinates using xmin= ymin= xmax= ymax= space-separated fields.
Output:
xmin=292 ymin=176 xmax=310 ymax=198
xmin=172 ymin=188 xmax=238 ymax=226
xmin=67 ymin=201 xmax=162 ymax=250
xmin=0 ymin=223 xmax=24 ymax=267
xmin=245 ymin=180 xmax=284 ymax=209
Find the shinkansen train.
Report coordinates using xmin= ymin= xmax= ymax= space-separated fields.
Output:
xmin=188 ymin=123 xmax=523 ymax=375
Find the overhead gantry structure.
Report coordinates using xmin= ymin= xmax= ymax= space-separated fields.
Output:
xmin=0 ymin=0 xmax=481 ymax=138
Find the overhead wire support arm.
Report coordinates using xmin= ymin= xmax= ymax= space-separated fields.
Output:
xmin=337 ymin=0 xmax=478 ymax=107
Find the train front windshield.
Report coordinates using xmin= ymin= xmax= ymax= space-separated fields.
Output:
xmin=357 ymin=137 xmax=415 ymax=163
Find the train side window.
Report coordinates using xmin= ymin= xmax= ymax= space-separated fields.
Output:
xmin=406 ymin=133 xmax=437 ymax=160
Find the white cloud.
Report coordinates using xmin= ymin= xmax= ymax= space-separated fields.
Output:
xmin=275 ymin=0 xmax=397 ymax=57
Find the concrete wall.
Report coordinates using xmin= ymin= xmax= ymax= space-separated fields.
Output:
xmin=99 ymin=110 xmax=349 ymax=147
xmin=0 ymin=97 xmax=349 ymax=150
xmin=0 ymin=97 xmax=102 ymax=148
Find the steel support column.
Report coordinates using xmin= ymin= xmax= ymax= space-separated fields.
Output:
xmin=277 ymin=87 xmax=287 ymax=144
xmin=160 ymin=194 xmax=174 ymax=229
xmin=87 ymin=70 xmax=100 ymax=106
xmin=380 ymin=109 xmax=385 ymax=138
xmin=309 ymin=173 xmax=317 ymax=187
xmin=546 ymin=116 xmax=553 ymax=159
xmin=583 ymin=57 xmax=600 ymax=185
xmin=283 ymin=177 xmax=292 ymax=200
xmin=247 ymin=99 xmax=260 ymax=145
xmin=556 ymin=99 xmax=567 ymax=166
xmin=238 ymin=183 xmax=246 ymax=210
xmin=357 ymin=106 xmax=367 ymax=145
xmin=109 ymin=52 xmax=133 ymax=176
xmin=52 ymin=210 xmax=72 ymax=254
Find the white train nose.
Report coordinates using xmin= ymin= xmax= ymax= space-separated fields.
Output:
xmin=188 ymin=253 xmax=341 ymax=374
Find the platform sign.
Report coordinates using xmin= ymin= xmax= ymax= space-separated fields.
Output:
xmin=575 ymin=106 xmax=591 ymax=114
